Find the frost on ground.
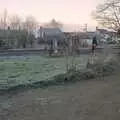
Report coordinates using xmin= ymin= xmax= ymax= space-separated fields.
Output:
xmin=0 ymin=55 xmax=88 ymax=91
xmin=0 ymin=44 xmax=118 ymax=92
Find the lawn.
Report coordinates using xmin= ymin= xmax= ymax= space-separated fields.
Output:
xmin=0 ymin=55 xmax=88 ymax=90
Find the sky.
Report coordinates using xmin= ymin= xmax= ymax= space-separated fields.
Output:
xmin=0 ymin=0 xmax=105 ymax=31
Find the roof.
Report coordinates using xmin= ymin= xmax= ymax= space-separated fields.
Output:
xmin=64 ymin=32 xmax=94 ymax=39
xmin=39 ymin=27 xmax=64 ymax=37
xmin=78 ymin=32 xmax=94 ymax=39
xmin=97 ymin=29 xmax=108 ymax=34
xmin=64 ymin=30 xmax=117 ymax=40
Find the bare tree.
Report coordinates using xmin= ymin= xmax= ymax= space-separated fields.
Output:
xmin=28 ymin=33 xmax=35 ymax=48
xmin=0 ymin=9 xmax=8 ymax=30
xmin=45 ymin=19 xmax=63 ymax=29
xmin=22 ymin=16 xmax=38 ymax=48
xmin=0 ymin=16 xmax=4 ymax=29
xmin=23 ymin=16 xmax=38 ymax=32
xmin=92 ymin=0 xmax=120 ymax=32
xmin=9 ymin=15 xmax=21 ymax=30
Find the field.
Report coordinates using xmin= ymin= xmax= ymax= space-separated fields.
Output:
xmin=0 ymin=47 xmax=120 ymax=120
xmin=0 ymin=55 xmax=88 ymax=90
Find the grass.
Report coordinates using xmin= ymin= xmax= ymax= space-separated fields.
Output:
xmin=0 ymin=55 xmax=88 ymax=90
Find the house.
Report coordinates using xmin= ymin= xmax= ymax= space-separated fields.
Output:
xmin=63 ymin=31 xmax=94 ymax=50
xmin=37 ymin=27 xmax=64 ymax=52
xmin=63 ymin=29 xmax=109 ymax=49
xmin=78 ymin=32 xmax=94 ymax=47
xmin=96 ymin=29 xmax=118 ymax=44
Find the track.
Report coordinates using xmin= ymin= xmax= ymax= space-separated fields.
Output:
xmin=0 ymin=48 xmax=104 ymax=56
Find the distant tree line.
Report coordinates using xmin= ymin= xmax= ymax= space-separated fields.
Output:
xmin=0 ymin=11 xmax=38 ymax=49
xmin=0 ymin=29 xmax=36 ymax=49
xmin=0 ymin=10 xmax=63 ymax=49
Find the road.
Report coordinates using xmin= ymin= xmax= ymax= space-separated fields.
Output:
xmin=0 ymin=47 xmax=104 ymax=56
xmin=0 ymin=44 xmax=118 ymax=57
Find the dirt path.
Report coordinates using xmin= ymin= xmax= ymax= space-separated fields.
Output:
xmin=0 ymin=74 xmax=120 ymax=120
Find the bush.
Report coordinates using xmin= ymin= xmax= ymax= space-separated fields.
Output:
xmin=53 ymin=58 xmax=119 ymax=83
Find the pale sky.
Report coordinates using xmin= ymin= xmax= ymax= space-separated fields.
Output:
xmin=0 ymin=0 xmax=105 ymax=28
